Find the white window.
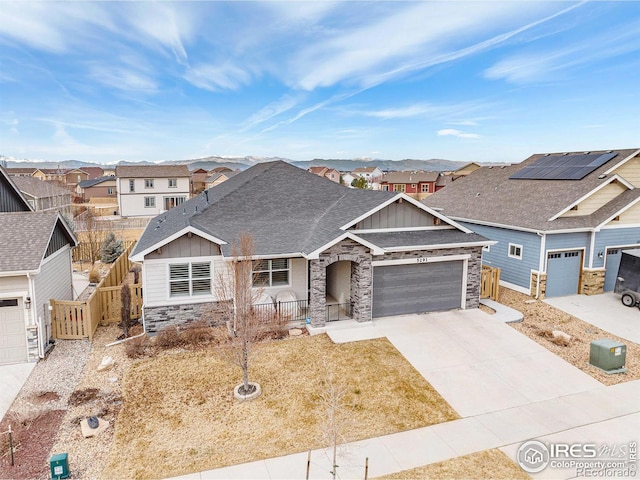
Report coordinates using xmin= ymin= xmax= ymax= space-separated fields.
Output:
xmin=393 ymin=184 xmax=405 ymax=192
xmin=169 ymin=262 xmax=211 ymax=297
xmin=107 ymin=187 xmax=114 ymax=195
xmin=421 ymin=184 xmax=430 ymax=193
xmin=144 ymin=196 xmax=155 ymax=208
xmin=381 ymin=185 xmax=389 ymax=191
xmin=168 ymin=178 xmax=177 ymax=188
xmin=164 ymin=196 xmax=186 ymax=210
xmin=252 ymin=259 xmax=290 ymax=287
xmin=145 ymin=179 xmax=154 ymax=188
xmin=129 ymin=179 xmax=135 ymax=192
xmin=508 ymin=243 xmax=523 ymax=259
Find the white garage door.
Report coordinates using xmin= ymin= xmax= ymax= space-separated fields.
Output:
xmin=0 ymin=298 xmax=28 ymax=365
xmin=372 ymin=261 xmax=464 ymax=318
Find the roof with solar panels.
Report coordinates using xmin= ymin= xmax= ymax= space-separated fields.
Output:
xmin=423 ymin=148 xmax=640 ymax=232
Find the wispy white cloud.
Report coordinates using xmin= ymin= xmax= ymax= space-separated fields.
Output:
xmin=88 ymin=63 xmax=158 ymax=93
xmin=437 ymin=129 xmax=481 ymax=139
xmin=242 ymin=95 xmax=301 ymax=131
xmin=184 ymin=63 xmax=252 ymax=91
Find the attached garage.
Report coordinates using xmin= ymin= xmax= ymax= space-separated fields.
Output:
xmin=604 ymin=248 xmax=622 ymax=292
xmin=545 ymin=250 xmax=582 ymax=298
xmin=0 ymin=298 xmax=27 ymax=365
xmin=372 ymin=260 xmax=465 ymax=318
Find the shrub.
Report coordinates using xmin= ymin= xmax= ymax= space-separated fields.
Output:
xmin=125 ymin=334 xmax=148 ymax=358
xmin=88 ymin=268 xmax=101 ymax=283
xmin=155 ymin=326 xmax=183 ymax=349
xmin=181 ymin=320 xmax=217 ymax=345
xmin=100 ymin=232 xmax=124 ymax=263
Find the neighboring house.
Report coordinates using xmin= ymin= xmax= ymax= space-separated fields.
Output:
xmin=341 ymin=172 xmax=356 ymax=187
xmin=130 ymin=161 xmax=491 ymax=333
xmin=205 ymin=171 xmax=239 ymax=189
xmin=380 ymin=171 xmax=439 ymax=200
xmin=308 ymin=166 xmax=341 ymax=183
xmin=0 ymin=166 xmax=78 ymax=365
xmin=80 ymin=166 xmax=105 ymax=180
xmin=116 ymin=164 xmax=191 ymax=217
xmin=77 ymin=176 xmax=118 ymax=202
xmin=190 ymin=168 xmax=209 ymax=195
xmin=103 ymin=166 xmax=116 ymax=176
xmin=453 ymin=162 xmax=482 ymax=176
xmin=12 ymin=176 xmax=74 ymax=216
xmin=352 ymin=166 xmax=383 ymax=182
xmin=424 ymin=148 xmax=640 ymax=298
xmin=5 ymin=167 xmax=46 ymax=180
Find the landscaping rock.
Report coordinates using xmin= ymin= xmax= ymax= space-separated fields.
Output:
xmin=288 ymin=328 xmax=303 ymax=337
xmin=80 ymin=416 xmax=109 ymax=438
xmin=97 ymin=356 xmax=114 ymax=372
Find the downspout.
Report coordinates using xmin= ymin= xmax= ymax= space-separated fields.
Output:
xmin=588 ymin=230 xmax=596 ymax=269
xmin=26 ymin=272 xmax=42 ymax=358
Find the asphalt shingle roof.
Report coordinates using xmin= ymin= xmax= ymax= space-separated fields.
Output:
xmin=424 ymin=148 xmax=639 ymax=231
xmin=78 ymin=176 xmax=116 ymax=188
xmin=12 ymin=176 xmax=71 ymax=198
xmin=0 ymin=211 xmax=61 ymax=272
xmin=115 ymin=164 xmax=191 ymax=178
xmin=132 ymin=161 xmax=418 ymax=258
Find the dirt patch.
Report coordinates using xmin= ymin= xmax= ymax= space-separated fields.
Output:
xmin=29 ymin=391 xmax=60 ymax=404
xmin=500 ymin=288 xmax=640 ymax=385
xmin=0 ymin=409 xmax=65 ymax=480
xmin=68 ymin=388 xmax=101 ymax=407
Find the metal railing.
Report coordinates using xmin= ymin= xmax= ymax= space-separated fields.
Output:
xmin=326 ymin=302 xmax=352 ymax=322
xmin=252 ymin=299 xmax=353 ymax=323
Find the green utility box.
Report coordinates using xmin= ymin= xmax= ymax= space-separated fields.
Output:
xmin=50 ymin=452 xmax=70 ymax=479
xmin=589 ymin=339 xmax=627 ymax=373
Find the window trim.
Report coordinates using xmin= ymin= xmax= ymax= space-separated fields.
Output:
xmin=508 ymin=243 xmax=523 ymax=260
xmin=144 ymin=196 xmax=156 ymax=208
xmin=107 ymin=187 xmax=114 ymax=195
xmin=168 ymin=178 xmax=178 ymax=188
xmin=421 ymin=184 xmax=430 ymax=193
xmin=129 ymin=179 xmax=135 ymax=193
xmin=144 ymin=179 xmax=154 ymax=189
xmin=252 ymin=258 xmax=291 ymax=288
xmin=168 ymin=262 xmax=212 ymax=298
xmin=164 ymin=196 xmax=186 ymax=210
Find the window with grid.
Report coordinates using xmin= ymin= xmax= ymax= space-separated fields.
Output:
xmin=168 ymin=178 xmax=177 ymax=188
xmin=144 ymin=196 xmax=155 ymax=208
xmin=129 ymin=179 xmax=135 ymax=192
xmin=145 ymin=179 xmax=154 ymax=188
xmin=252 ymin=259 xmax=290 ymax=287
xmin=421 ymin=184 xmax=430 ymax=192
xmin=107 ymin=187 xmax=114 ymax=195
xmin=169 ymin=262 xmax=211 ymax=297
xmin=393 ymin=184 xmax=405 ymax=192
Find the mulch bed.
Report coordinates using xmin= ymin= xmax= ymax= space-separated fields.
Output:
xmin=0 ymin=409 xmax=65 ymax=480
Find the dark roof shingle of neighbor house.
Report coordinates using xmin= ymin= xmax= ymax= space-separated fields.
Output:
xmin=78 ymin=176 xmax=116 ymax=188
xmin=133 ymin=161 xmax=408 ymax=258
xmin=423 ymin=148 xmax=640 ymax=232
xmin=383 ymin=171 xmax=439 ymax=183
xmin=12 ymin=176 xmax=70 ymax=198
xmin=115 ymin=164 xmax=191 ymax=178
xmin=0 ymin=211 xmax=67 ymax=272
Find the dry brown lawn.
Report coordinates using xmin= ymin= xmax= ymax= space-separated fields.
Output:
xmin=376 ymin=449 xmax=531 ymax=480
xmin=105 ymin=334 xmax=459 ymax=479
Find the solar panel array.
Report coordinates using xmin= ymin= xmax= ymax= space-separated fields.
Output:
xmin=510 ymin=152 xmax=618 ymax=180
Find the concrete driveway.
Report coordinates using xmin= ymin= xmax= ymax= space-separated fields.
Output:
xmin=327 ymin=309 xmax=602 ymax=417
xmin=544 ymin=292 xmax=640 ymax=344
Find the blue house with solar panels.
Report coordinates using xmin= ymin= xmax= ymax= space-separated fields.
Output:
xmin=424 ymin=148 xmax=640 ymax=298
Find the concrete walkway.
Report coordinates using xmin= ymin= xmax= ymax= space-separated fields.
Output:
xmin=545 ymin=292 xmax=640 ymax=344
xmin=168 ymin=309 xmax=640 ymax=479
xmin=0 ymin=362 xmax=36 ymax=421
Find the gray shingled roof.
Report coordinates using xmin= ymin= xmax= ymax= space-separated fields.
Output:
xmin=133 ymin=161 xmax=475 ymax=259
xmin=12 ymin=176 xmax=71 ymax=198
xmin=355 ymin=230 xmax=488 ymax=248
xmin=78 ymin=176 xmax=116 ymax=188
xmin=424 ymin=148 xmax=639 ymax=231
xmin=0 ymin=211 xmax=62 ymax=272
xmin=115 ymin=164 xmax=191 ymax=178
xmin=382 ymin=171 xmax=439 ymax=183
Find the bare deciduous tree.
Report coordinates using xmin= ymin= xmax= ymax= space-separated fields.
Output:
xmin=120 ymin=280 xmax=132 ymax=339
xmin=214 ymin=232 xmax=274 ymax=396
xmin=82 ymin=207 xmax=102 ymax=265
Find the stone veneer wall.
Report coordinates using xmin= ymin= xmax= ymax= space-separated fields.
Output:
xmin=530 ymin=271 xmax=547 ymax=299
xmin=144 ymin=301 xmax=228 ymax=335
xmin=581 ymin=269 xmax=605 ymax=295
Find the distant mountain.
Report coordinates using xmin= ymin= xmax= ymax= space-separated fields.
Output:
xmin=1 ymin=154 xmax=476 ymax=173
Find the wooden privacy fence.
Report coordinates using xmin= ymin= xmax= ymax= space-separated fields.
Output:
xmin=52 ymin=243 xmax=141 ymax=340
xmin=481 ymin=265 xmax=500 ymax=301
xmin=72 ymin=239 xmax=136 ymax=263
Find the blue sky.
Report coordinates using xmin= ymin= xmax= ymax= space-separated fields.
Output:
xmin=0 ymin=1 xmax=638 ymax=164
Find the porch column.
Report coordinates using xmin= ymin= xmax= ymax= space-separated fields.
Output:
xmin=351 ymin=257 xmax=372 ymax=323
xmin=309 ymin=259 xmax=326 ymax=327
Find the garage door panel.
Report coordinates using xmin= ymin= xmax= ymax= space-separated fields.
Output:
xmin=546 ymin=251 xmax=582 ymax=298
xmin=0 ymin=302 xmax=27 ymax=365
xmin=373 ymin=261 xmax=463 ymax=318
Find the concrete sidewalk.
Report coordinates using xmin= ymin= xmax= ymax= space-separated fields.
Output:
xmin=0 ymin=362 xmax=36 ymax=421
xmin=173 ymin=381 xmax=640 ymax=479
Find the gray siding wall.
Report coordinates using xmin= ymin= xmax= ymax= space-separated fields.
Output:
xmin=354 ymin=201 xmax=435 ymax=229
xmin=594 ymin=226 xmax=640 ymax=269
xmin=546 ymin=232 xmax=591 ymax=264
xmin=145 ymin=234 xmax=221 ymax=260
xmin=33 ymin=246 xmax=73 ymax=344
xmin=462 ymin=223 xmax=540 ymax=289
